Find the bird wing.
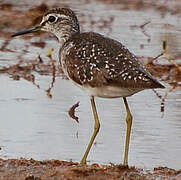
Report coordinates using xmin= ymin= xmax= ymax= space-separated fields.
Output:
xmin=61 ymin=32 xmax=164 ymax=89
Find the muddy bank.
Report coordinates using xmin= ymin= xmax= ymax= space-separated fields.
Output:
xmin=0 ymin=158 xmax=181 ymax=180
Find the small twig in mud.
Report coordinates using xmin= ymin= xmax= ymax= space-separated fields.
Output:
xmin=146 ymin=52 xmax=164 ymax=64
xmin=37 ymin=54 xmax=43 ymax=63
xmin=76 ymin=131 xmax=79 ymax=139
xmin=140 ymin=21 xmax=150 ymax=29
xmin=130 ymin=21 xmax=151 ymax=42
xmin=152 ymin=84 xmax=177 ymax=117
xmin=147 ymin=44 xmax=180 ymax=115
xmin=47 ymin=47 xmax=54 ymax=58
xmin=45 ymin=48 xmax=56 ymax=99
xmin=140 ymin=21 xmax=151 ymax=42
xmin=68 ymin=101 xmax=80 ymax=123
xmin=146 ymin=40 xmax=181 ymax=87
xmin=24 ymin=74 xmax=40 ymax=89
xmin=152 ymin=89 xmax=165 ymax=114
xmin=162 ymin=40 xmax=166 ymax=50
xmin=162 ymin=40 xmax=181 ymax=74
xmin=153 ymin=52 xmax=164 ymax=61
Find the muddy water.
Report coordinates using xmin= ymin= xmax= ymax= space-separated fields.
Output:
xmin=0 ymin=0 xmax=181 ymax=170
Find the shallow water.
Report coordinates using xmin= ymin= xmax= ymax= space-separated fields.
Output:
xmin=0 ymin=0 xmax=181 ymax=169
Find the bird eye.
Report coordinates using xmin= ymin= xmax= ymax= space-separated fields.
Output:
xmin=48 ymin=15 xmax=57 ymax=23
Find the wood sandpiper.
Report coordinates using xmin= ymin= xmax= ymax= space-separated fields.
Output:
xmin=12 ymin=8 xmax=165 ymax=166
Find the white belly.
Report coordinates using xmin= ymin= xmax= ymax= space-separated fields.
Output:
xmin=76 ymin=84 xmax=143 ymax=98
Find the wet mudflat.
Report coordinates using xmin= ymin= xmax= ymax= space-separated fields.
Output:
xmin=0 ymin=158 xmax=181 ymax=180
xmin=0 ymin=0 xmax=181 ymax=179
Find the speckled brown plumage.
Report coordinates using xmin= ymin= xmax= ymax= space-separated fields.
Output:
xmin=60 ymin=32 xmax=164 ymax=89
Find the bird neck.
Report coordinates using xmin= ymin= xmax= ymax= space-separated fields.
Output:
xmin=56 ymin=24 xmax=80 ymax=47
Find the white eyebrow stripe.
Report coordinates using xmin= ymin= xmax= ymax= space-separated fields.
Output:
xmin=56 ymin=14 xmax=70 ymax=19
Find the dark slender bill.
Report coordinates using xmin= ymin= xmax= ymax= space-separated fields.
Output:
xmin=11 ymin=25 xmax=41 ymax=37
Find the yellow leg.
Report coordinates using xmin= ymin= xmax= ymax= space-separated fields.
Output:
xmin=80 ymin=96 xmax=100 ymax=165
xmin=123 ymin=97 xmax=133 ymax=166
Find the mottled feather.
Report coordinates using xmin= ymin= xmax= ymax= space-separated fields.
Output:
xmin=60 ymin=32 xmax=164 ymax=89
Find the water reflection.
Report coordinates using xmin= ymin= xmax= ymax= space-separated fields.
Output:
xmin=0 ymin=74 xmax=180 ymax=169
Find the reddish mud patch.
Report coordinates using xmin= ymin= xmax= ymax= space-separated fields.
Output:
xmin=0 ymin=158 xmax=181 ymax=180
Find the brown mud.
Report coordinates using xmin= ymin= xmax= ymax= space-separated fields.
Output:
xmin=0 ymin=158 xmax=181 ymax=180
